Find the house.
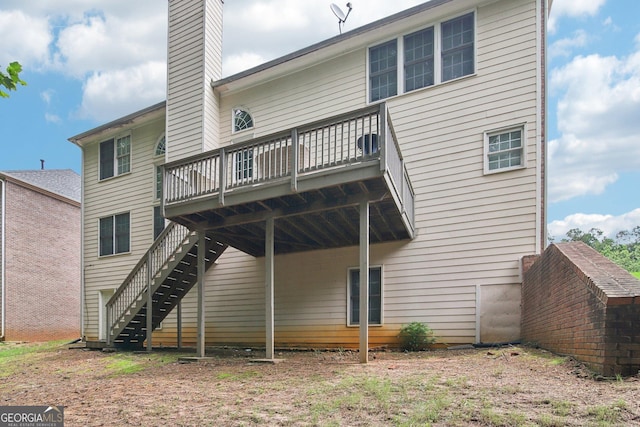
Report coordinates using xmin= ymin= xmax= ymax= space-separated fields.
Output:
xmin=0 ymin=169 xmax=81 ymax=341
xmin=69 ymin=0 xmax=548 ymax=361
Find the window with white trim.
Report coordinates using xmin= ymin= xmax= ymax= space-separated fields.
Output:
xmin=99 ymin=213 xmax=130 ymax=256
xmin=100 ymin=135 xmax=131 ymax=180
xmin=153 ymin=206 xmax=165 ymax=239
xmin=484 ymin=126 xmax=525 ymax=173
xmin=234 ymin=148 xmax=254 ymax=182
xmin=348 ymin=266 xmax=382 ymax=326
xmin=368 ymin=11 xmax=474 ymax=102
xmin=155 ymin=134 xmax=166 ymax=157
xmin=233 ymin=108 xmax=253 ymax=133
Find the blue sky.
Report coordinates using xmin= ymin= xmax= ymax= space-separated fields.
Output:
xmin=1 ymin=0 xmax=639 ymax=240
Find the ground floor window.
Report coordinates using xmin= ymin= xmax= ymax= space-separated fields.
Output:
xmin=348 ymin=266 xmax=382 ymax=326
xmin=99 ymin=212 xmax=130 ymax=256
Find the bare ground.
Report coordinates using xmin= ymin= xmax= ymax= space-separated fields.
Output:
xmin=1 ymin=342 xmax=639 ymax=426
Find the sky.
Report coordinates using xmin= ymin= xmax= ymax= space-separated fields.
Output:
xmin=1 ymin=0 xmax=639 ymax=241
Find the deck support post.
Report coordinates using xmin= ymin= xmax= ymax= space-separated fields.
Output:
xmin=146 ymin=252 xmax=153 ymax=352
xmin=177 ymin=300 xmax=182 ymax=349
xmin=359 ymin=200 xmax=370 ymax=363
xmin=265 ymin=216 xmax=275 ymax=360
xmin=196 ymin=231 xmax=206 ymax=358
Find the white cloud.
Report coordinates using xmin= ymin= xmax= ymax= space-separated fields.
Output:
xmin=40 ymin=89 xmax=55 ymax=105
xmin=45 ymin=113 xmax=61 ymax=124
xmin=223 ymin=53 xmax=268 ymax=77
xmin=548 ymin=0 xmax=606 ymax=33
xmin=548 ymin=50 xmax=640 ymax=202
xmin=548 ymin=29 xmax=587 ymax=59
xmin=77 ymin=61 xmax=166 ymax=123
xmin=0 ymin=10 xmax=51 ymax=67
xmin=548 ymin=208 xmax=640 ymax=240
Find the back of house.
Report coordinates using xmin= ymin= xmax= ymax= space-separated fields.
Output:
xmin=70 ymin=0 xmax=548 ymax=351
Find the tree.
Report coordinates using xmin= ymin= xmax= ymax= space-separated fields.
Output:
xmin=561 ymin=226 xmax=640 ymax=273
xmin=0 ymin=62 xmax=27 ymax=98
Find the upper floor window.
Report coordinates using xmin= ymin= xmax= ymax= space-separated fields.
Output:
xmin=100 ymin=135 xmax=131 ymax=180
xmin=442 ymin=13 xmax=475 ymax=82
xmin=233 ymin=108 xmax=253 ymax=133
xmin=484 ymin=126 xmax=525 ymax=174
xmin=368 ymin=11 xmax=475 ymax=102
xmin=234 ymin=148 xmax=254 ymax=182
xmin=99 ymin=212 xmax=130 ymax=256
xmin=369 ymin=40 xmax=398 ymax=102
xmin=155 ymin=134 xmax=166 ymax=157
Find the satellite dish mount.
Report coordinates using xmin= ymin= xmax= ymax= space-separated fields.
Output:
xmin=331 ymin=3 xmax=352 ymax=34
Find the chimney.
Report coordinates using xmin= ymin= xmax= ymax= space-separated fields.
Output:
xmin=40 ymin=159 xmax=45 ymax=170
xmin=166 ymin=0 xmax=224 ymax=162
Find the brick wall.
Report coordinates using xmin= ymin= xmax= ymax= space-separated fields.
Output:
xmin=4 ymin=181 xmax=81 ymax=341
xmin=522 ymin=242 xmax=640 ymax=376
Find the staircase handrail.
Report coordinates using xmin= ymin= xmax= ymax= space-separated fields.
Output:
xmin=105 ymin=221 xmax=192 ymax=341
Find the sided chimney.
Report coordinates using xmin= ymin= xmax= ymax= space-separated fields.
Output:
xmin=166 ymin=0 xmax=224 ymax=162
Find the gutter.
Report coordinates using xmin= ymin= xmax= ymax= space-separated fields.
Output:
xmin=1 ymin=178 xmax=6 ymax=339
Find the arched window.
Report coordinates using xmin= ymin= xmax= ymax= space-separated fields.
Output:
xmin=155 ymin=134 xmax=166 ymax=156
xmin=233 ymin=108 xmax=253 ymax=132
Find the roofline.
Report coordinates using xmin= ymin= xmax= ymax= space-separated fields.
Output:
xmin=0 ymin=172 xmax=81 ymax=207
xmin=68 ymin=100 xmax=166 ymax=146
xmin=211 ymin=0 xmax=453 ymax=89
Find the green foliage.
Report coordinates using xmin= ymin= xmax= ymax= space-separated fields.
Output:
xmin=0 ymin=61 xmax=27 ymax=98
xmin=398 ymin=321 xmax=435 ymax=351
xmin=560 ymin=226 xmax=640 ymax=273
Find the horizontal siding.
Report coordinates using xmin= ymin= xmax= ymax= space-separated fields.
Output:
xmin=82 ymin=117 xmax=165 ymax=339
xmin=84 ymin=0 xmax=541 ymax=348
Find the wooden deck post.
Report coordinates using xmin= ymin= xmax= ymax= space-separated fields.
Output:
xmin=265 ymin=216 xmax=275 ymax=359
xmin=177 ymin=300 xmax=182 ymax=350
xmin=196 ymin=231 xmax=206 ymax=357
xmin=146 ymin=252 xmax=153 ymax=352
xmin=359 ymin=200 xmax=369 ymax=363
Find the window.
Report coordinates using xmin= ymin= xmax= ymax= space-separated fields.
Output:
xmin=155 ymin=165 xmax=163 ymax=200
xmin=348 ymin=266 xmax=382 ymax=326
xmin=404 ymin=27 xmax=434 ymax=92
xmin=233 ymin=108 xmax=253 ymax=132
xmin=155 ymin=134 xmax=166 ymax=157
xmin=153 ymin=206 xmax=165 ymax=239
xmin=234 ymin=148 xmax=254 ymax=181
xmin=368 ymin=12 xmax=474 ymax=102
xmin=369 ymin=40 xmax=398 ymax=102
xmin=485 ymin=126 xmax=525 ymax=173
xmin=99 ymin=213 xmax=130 ymax=256
xmin=100 ymin=135 xmax=131 ymax=180
xmin=441 ymin=13 xmax=475 ymax=82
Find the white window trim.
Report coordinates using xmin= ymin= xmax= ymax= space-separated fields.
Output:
xmin=98 ymin=212 xmax=131 ymax=258
xmin=231 ymin=106 xmax=255 ymax=134
xmin=366 ymin=9 xmax=477 ymax=104
xmin=483 ymin=123 xmax=528 ymax=175
xmin=99 ymin=133 xmax=132 ymax=182
xmin=154 ymin=133 xmax=166 ymax=158
xmin=346 ymin=265 xmax=384 ymax=327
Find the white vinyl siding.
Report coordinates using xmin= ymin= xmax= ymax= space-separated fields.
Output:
xmin=81 ymin=117 xmax=166 ymax=340
xmin=82 ymin=0 xmax=541 ymax=347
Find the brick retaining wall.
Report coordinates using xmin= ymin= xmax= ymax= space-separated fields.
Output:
xmin=521 ymin=242 xmax=640 ymax=376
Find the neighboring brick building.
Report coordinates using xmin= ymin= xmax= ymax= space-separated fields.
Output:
xmin=0 ymin=169 xmax=81 ymax=341
xmin=522 ymin=242 xmax=640 ymax=376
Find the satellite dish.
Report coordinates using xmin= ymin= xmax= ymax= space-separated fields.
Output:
xmin=331 ymin=3 xmax=346 ymax=21
xmin=330 ymin=2 xmax=352 ymax=34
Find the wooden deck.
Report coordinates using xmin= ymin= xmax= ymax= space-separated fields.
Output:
xmin=162 ymin=103 xmax=415 ymax=257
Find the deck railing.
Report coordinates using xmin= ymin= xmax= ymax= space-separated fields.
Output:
xmin=105 ymin=221 xmax=192 ymax=344
xmin=163 ymin=102 xmax=414 ymax=230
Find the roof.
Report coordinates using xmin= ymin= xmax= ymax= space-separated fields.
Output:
xmin=0 ymin=169 xmax=81 ymax=203
xmin=211 ymin=0 xmax=453 ymax=90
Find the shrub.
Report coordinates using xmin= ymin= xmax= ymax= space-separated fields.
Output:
xmin=398 ymin=322 xmax=435 ymax=351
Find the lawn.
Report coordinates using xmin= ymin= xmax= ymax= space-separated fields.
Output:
xmin=0 ymin=341 xmax=639 ymax=426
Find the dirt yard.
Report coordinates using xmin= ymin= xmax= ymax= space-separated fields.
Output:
xmin=0 ymin=342 xmax=638 ymax=426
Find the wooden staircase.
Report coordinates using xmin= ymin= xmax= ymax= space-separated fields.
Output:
xmin=105 ymin=222 xmax=227 ymax=348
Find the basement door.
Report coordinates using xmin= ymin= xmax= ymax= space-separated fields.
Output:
xmin=98 ymin=289 xmax=115 ymax=341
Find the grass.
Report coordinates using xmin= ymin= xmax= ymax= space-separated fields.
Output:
xmin=0 ymin=343 xmax=637 ymax=426
xmin=632 ymin=272 xmax=640 ymax=279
